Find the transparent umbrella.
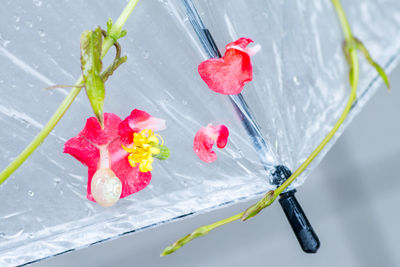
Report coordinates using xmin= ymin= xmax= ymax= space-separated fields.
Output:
xmin=0 ymin=0 xmax=399 ymax=266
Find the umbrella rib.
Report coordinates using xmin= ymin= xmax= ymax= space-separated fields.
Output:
xmin=181 ymin=0 xmax=276 ymax=173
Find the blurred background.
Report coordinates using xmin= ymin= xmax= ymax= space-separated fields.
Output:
xmin=33 ymin=65 xmax=400 ymax=267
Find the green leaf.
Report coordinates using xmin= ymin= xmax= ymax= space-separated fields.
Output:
xmin=119 ymin=30 xmax=128 ymax=38
xmin=355 ymin=38 xmax=390 ymax=90
xmin=80 ymin=27 xmax=105 ymax=126
xmin=107 ymin=18 xmax=113 ymax=33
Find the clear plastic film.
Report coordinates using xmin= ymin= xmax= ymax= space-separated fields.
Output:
xmin=0 ymin=0 xmax=399 ymax=265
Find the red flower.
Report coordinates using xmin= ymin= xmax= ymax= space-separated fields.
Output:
xmin=193 ymin=124 xmax=229 ymax=163
xmin=64 ymin=109 xmax=166 ymax=206
xmin=198 ymin=37 xmax=255 ymax=95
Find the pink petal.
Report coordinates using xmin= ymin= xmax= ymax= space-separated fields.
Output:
xmin=119 ymin=109 xmax=166 ymax=143
xmin=225 ymin=37 xmax=254 ymax=51
xmin=198 ymin=37 xmax=254 ymax=95
xmin=193 ymin=124 xmax=230 ymax=163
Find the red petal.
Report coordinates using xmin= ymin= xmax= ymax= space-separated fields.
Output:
xmin=198 ymin=37 xmax=253 ymax=95
xmin=216 ymin=125 xmax=229 ymax=148
xmin=65 ymin=112 xmax=153 ymax=202
xmin=193 ymin=124 xmax=230 ymax=163
xmin=108 ymin=138 xmax=152 ymax=198
xmin=64 ymin=113 xmax=121 ymax=168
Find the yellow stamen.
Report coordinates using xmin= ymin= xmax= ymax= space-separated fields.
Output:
xmin=122 ymin=129 xmax=163 ymax=172
xmin=154 ymin=134 xmax=164 ymax=146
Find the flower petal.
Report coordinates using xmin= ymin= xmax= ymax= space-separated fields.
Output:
xmin=225 ymin=37 xmax=254 ymax=51
xmin=193 ymin=124 xmax=230 ymax=163
xmin=198 ymin=37 xmax=254 ymax=95
xmin=65 ymin=112 xmax=153 ymax=202
xmin=108 ymin=139 xmax=152 ymax=198
xmin=119 ymin=109 xmax=166 ymax=144
xmin=216 ymin=125 xmax=229 ymax=148
xmin=64 ymin=113 xmax=121 ymax=168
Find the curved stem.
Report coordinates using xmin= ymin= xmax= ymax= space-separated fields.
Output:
xmin=162 ymin=0 xmax=361 ymax=254
xmin=0 ymin=81 xmax=82 ymax=184
xmin=242 ymin=0 xmax=359 ymax=220
xmin=276 ymin=0 xmax=358 ymax=195
xmin=275 ymin=53 xmax=358 ymax=195
xmin=0 ymin=0 xmax=140 ymax=185
xmin=161 ymin=212 xmax=244 ymax=256
xmin=331 ymin=0 xmax=353 ymax=41
xmin=102 ymin=0 xmax=140 ymax=56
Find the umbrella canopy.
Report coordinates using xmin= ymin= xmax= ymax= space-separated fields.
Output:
xmin=0 ymin=0 xmax=399 ymax=265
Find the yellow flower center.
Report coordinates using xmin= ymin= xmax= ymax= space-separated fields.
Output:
xmin=122 ymin=129 xmax=164 ymax=173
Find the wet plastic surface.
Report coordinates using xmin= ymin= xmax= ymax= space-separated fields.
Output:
xmin=0 ymin=0 xmax=399 ymax=265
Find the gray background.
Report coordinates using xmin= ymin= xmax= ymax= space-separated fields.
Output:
xmin=32 ymin=65 xmax=400 ymax=266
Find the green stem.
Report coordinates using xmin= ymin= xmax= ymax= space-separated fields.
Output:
xmin=209 ymin=213 xmax=243 ymax=229
xmin=162 ymin=0 xmax=361 ymax=254
xmin=161 ymin=212 xmax=244 ymax=256
xmin=0 ymin=0 xmax=140 ymax=185
xmin=102 ymin=0 xmax=140 ymax=56
xmin=276 ymin=0 xmax=359 ymax=195
xmin=275 ymin=52 xmax=358 ymax=195
xmin=242 ymin=0 xmax=359 ymax=220
xmin=331 ymin=0 xmax=353 ymax=41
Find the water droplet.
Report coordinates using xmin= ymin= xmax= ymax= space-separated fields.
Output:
xmin=54 ymin=178 xmax=61 ymax=186
xmin=182 ymin=100 xmax=188 ymax=105
xmin=230 ymin=151 xmax=241 ymax=159
xmin=0 ymin=33 xmax=10 ymax=47
xmin=142 ymin=50 xmax=149 ymax=59
xmin=2 ymin=151 xmax=10 ymax=159
xmin=0 ymin=233 xmax=5 ymax=238
xmin=28 ymin=233 xmax=34 ymax=239
xmin=13 ymin=15 xmax=20 ymax=23
xmin=26 ymin=21 xmax=33 ymax=28
xmin=28 ymin=190 xmax=34 ymax=197
xmin=38 ymin=30 xmax=45 ymax=38
xmin=33 ymin=0 xmax=42 ymax=7
xmin=293 ymin=76 xmax=300 ymax=86
xmin=37 ymin=16 xmax=42 ymax=22
xmin=14 ymin=25 xmax=20 ymax=31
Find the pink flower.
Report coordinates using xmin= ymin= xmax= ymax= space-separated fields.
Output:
xmin=64 ymin=109 xmax=167 ymax=206
xmin=198 ymin=38 xmax=255 ymax=95
xmin=193 ymin=124 xmax=229 ymax=163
